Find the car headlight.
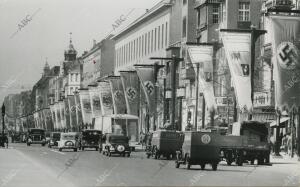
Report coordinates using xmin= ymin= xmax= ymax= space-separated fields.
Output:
xmin=109 ymin=145 xmax=115 ymax=151
xmin=28 ymin=138 xmax=32 ymax=142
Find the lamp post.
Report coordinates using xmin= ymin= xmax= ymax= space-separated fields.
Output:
xmin=2 ymin=103 xmax=5 ymax=135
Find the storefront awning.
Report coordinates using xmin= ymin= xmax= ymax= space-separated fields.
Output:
xmin=270 ymin=117 xmax=290 ymax=127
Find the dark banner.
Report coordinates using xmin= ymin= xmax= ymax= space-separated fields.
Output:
xmin=98 ymin=81 xmax=113 ymax=116
xmin=135 ymin=66 xmax=156 ymax=114
xmin=108 ymin=77 xmax=127 ymax=114
xmin=271 ymin=15 xmax=300 ymax=111
xmin=120 ymin=71 xmax=139 ymax=116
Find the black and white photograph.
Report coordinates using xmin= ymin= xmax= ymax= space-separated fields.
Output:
xmin=0 ymin=0 xmax=300 ymax=186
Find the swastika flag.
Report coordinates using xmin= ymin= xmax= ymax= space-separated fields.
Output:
xmin=271 ymin=15 xmax=300 ymax=111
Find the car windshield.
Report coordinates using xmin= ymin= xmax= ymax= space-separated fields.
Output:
xmin=83 ymin=131 xmax=101 ymax=137
xmin=29 ymin=129 xmax=45 ymax=134
xmin=109 ymin=136 xmax=128 ymax=143
xmin=53 ymin=133 xmax=60 ymax=139
xmin=61 ymin=135 xmax=75 ymax=140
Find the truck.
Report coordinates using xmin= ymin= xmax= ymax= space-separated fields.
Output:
xmin=95 ymin=114 xmax=139 ymax=151
xmin=219 ymin=121 xmax=271 ymax=166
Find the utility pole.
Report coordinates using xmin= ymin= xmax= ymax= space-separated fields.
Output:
xmin=2 ymin=104 xmax=5 ymax=136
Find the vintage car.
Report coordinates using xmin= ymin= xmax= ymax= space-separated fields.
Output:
xmin=0 ymin=134 xmax=8 ymax=148
xmin=26 ymin=128 xmax=46 ymax=146
xmin=58 ymin=132 xmax=79 ymax=152
xmin=48 ymin=132 xmax=61 ymax=148
xmin=102 ymin=134 xmax=131 ymax=157
xmin=175 ymin=131 xmax=221 ymax=170
xmin=146 ymin=130 xmax=184 ymax=160
xmin=79 ymin=130 xmax=102 ymax=151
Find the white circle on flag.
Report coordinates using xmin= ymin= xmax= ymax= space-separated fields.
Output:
xmin=277 ymin=42 xmax=299 ymax=70
xmin=201 ymin=134 xmax=211 ymax=144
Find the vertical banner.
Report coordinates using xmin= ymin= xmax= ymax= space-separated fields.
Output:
xmin=270 ymin=15 xmax=300 ymax=111
xmin=79 ymin=89 xmax=92 ymax=126
xmin=120 ymin=71 xmax=140 ymax=116
xmin=55 ymin=103 xmax=61 ymax=130
xmin=50 ymin=104 xmax=56 ymax=130
xmin=59 ymin=101 xmax=66 ymax=130
xmin=64 ymin=98 xmax=71 ymax=129
xmin=108 ymin=76 xmax=127 ymax=114
xmin=135 ymin=66 xmax=156 ymax=114
xmin=89 ymin=86 xmax=102 ymax=118
xmin=68 ymin=95 xmax=77 ymax=130
xmin=188 ymin=45 xmax=217 ymax=112
xmin=74 ymin=93 xmax=83 ymax=129
xmin=98 ymin=81 xmax=113 ymax=116
xmin=221 ymin=31 xmax=252 ymax=112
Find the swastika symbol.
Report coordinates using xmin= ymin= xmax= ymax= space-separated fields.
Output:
xmin=144 ymin=81 xmax=154 ymax=95
xmin=277 ymin=42 xmax=299 ymax=70
xmin=126 ymin=87 xmax=137 ymax=100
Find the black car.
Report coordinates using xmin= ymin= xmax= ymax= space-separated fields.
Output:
xmin=26 ymin=128 xmax=46 ymax=146
xmin=48 ymin=132 xmax=61 ymax=148
xmin=102 ymin=134 xmax=131 ymax=157
xmin=0 ymin=134 xmax=8 ymax=148
xmin=79 ymin=130 xmax=102 ymax=151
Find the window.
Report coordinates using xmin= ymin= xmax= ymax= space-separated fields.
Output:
xmin=183 ymin=0 xmax=187 ymax=5
xmin=238 ymin=2 xmax=250 ymax=22
xmin=165 ymin=22 xmax=168 ymax=46
xmin=158 ymin=26 xmax=160 ymax=49
xmin=142 ymin=35 xmax=144 ymax=57
xmin=212 ymin=5 xmax=219 ymax=24
xmin=182 ymin=16 xmax=187 ymax=37
xmin=151 ymin=30 xmax=154 ymax=52
xmin=144 ymin=33 xmax=147 ymax=55
xmin=139 ymin=37 xmax=141 ymax=58
xmin=148 ymin=31 xmax=151 ymax=54
xmin=75 ymin=73 xmax=78 ymax=82
xmin=221 ymin=2 xmax=226 ymax=23
xmin=161 ymin=24 xmax=164 ymax=48
xmin=70 ymin=87 xmax=74 ymax=94
xmin=197 ymin=8 xmax=201 ymax=27
xmin=155 ymin=28 xmax=157 ymax=51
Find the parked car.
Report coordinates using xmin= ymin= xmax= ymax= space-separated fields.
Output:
xmin=58 ymin=132 xmax=79 ymax=152
xmin=26 ymin=128 xmax=46 ymax=146
xmin=175 ymin=131 xmax=221 ymax=170
xmin=0 ymin=134 xmax=8 ymax=148
xmin=102 ymin=134 xmax=131 ymax=157
xmin=48 ymin=132 xmax=61 ymax=148
xmin=79 ymin=130 xmax=102 ymax=151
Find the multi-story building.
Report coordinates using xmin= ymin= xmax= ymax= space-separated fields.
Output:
xmin=81 ymin=37 xmax=115 ymax=88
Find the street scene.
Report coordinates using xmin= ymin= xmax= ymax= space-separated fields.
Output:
xmin=0 ymin=0 xmax=300 ymax=186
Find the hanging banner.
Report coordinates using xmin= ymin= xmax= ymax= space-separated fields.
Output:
xmin=135 ymin=66 xmax=156 ymax=114
xmin=55 ymin=103 xmax=61 ymax=130
xmin=74 ymin=93 xmax=83 ymax=128
xmin=50 ymin=104 xmax=56 ymax=130
xmin=59 ymin=101 xmax=66 ymax=129
xmin=270 ymin=15 xmax=300 ymax=111
xmin=120 ymin=71 xmax=139 ymax=116
xmin=98 ymin=81 xmax=113 ymax=116
xmin=89 ymin=86 xmax=102 ymax=118
xmin=108 ymin=76 xmax=127 ymax=114
xmin=79 ymin=89 xmax=93 ymax=125
xmin=68 ymin=95 xmax=77 ymax=130
xmin=221 ymin=31 xmax=252 ymax=112
xmin=188 ymin=45 xmax=217 ymax=112
xmin=64 ymin=98 xmax=71 ymax=129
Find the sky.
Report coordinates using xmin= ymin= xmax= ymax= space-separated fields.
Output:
xmin=0 ymin=0 xmax=161 ymax=103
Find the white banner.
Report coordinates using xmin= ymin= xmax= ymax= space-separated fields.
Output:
xmin=188 ymin=45 xmax=217 ymax=112
xmin=221 ymin=32 xmax=252 ymax=112
xmin=79 ymin=89 xmax=93 ymax=125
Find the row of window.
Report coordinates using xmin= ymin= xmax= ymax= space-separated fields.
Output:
xmin=70 ymin=73 xmax=79 ymax=82
xmin=115 ymin=22 xmax=169 ymax=68
xmin=196 ymin=1 xmax=250 ymax=27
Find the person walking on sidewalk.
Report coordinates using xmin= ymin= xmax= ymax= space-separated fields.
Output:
xmin=287 ymin=133 xmax=292 ymax=157
xmin=281 ymin=134 xmax=288 ymax=154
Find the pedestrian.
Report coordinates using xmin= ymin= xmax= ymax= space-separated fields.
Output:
xmin=281 ymin=135 xmax=288 ymax=154
xmin=287 ymin=133 xmax=292 ymax=157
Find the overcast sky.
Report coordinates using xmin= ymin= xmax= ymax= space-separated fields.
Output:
xmin=0 ymin=0 xmax=160 ymax=103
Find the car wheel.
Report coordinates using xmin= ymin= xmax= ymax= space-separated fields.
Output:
xmin=59 ymin=148 xmax=62 ymax=152
xmin=212 ymin=163 xmax=218 ymax=171
xmin=82 ymin=147 xmax=84 ymax=151
xmin=74 ymin=148 xmax=77 ymax=152
xmin=27 ymin=143 xmax=30 ymax=146
xmin=166 ymin=154 xmax=171 ymax=160
xmin=201 ymin=164 xmax=205 ymax=170
xmin=146 ymin=153 xmax=151 ymax=159
xmin=108 ymin=151 xmax=111 ymax=157
xmin=127 ymin=153 xmax=130 ymax=157
xmin=42 ymin=144 xmax=45 ymax=146
xmin=175 ymin=161 xmax=180 ymax=168
xmin=96 ymin=147 xmax=99 ymax=151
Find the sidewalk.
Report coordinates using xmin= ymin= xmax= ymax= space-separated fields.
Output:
xmin=271 ymin=151 xmax=300 ymax=162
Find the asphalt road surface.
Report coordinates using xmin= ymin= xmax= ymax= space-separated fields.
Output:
xmin=0 ymin=143 xmax=299 ymax=187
